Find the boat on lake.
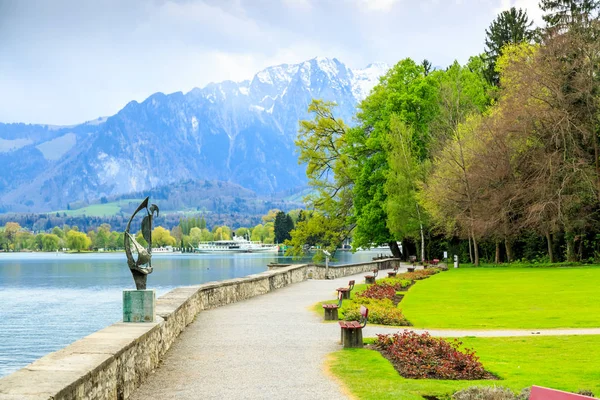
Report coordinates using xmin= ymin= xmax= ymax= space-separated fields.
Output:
xmin=151 ymin=246 xmax=182 ymax=255
xmin=196 ymin=236 xmax=279 ymax=254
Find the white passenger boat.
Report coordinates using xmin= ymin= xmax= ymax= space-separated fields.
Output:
xmin=196 ymin=235 xmax=279 ymax=254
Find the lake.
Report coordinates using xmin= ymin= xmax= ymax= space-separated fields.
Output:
xmin=0 ymin=250 xmax=387 ymax=377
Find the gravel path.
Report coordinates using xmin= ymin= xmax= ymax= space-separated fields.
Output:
xmin=130 ymin=272 xmax=365 ymax=400
xmin=131 ymin=266 xmax=600 ymax=399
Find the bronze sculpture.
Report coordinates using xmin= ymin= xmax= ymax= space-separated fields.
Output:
xmin=124 ymin=197 xmax=159 ymax=290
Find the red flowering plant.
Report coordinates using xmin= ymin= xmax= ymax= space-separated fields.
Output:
xmin=375 ymin=331 xmax=494 ymax=380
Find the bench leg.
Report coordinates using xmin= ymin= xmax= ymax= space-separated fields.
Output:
xmin=341 ymin=291 xmax=350 ymax=300
xmin=341 ymin=328 xmax=363 ymax=348
xmin=324 ymin=308 xmax=339 ymax=321
xmin=365 ymin=276 xmax=375 ymax=284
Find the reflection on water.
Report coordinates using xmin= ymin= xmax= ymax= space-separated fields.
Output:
xmin=0 ymin=250 xmax=388 ymax=377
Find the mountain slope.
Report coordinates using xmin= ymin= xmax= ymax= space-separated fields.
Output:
xmin=0 ymin=57 xmax=388 ymax=213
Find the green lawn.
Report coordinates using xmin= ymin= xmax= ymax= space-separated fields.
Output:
xmin=401 ymin=267 xmax=600 ymax=329
xmin=52 ymin=199 xmax=144 ymax=217
xmin=329 ymin=335 xmax=600 ymax=400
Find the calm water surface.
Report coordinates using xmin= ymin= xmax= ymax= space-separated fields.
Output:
xmin=0 ymin=250 xmax=386 ymax=377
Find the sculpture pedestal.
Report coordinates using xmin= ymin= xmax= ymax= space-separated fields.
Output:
xmin=123 ymin=290 xmax=155 ymax=322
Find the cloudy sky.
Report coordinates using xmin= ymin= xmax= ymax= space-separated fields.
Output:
xmin=0 ymin=0 xmax=542 ymax=125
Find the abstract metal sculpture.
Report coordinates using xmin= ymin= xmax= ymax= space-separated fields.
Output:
xmin=124 ymin=197 xmax=159 ymax=290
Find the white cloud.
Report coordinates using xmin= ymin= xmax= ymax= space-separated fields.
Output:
xmin=0 ymin=0 xmax=522 ymax=125
xmin=358 ymin=0 xmax=402 ymax=11
xmin=494 ymin=0 xmax=544 ymax=25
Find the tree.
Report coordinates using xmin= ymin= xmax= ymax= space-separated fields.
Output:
xmin=540 ymin=0 xmax=600 ymax=30
xmin=41 ymin=234 xmax=60 ymax=251
xmin=385 ymin=117 xmax=428 ymax=261
xmin=350 ymin=58 xmax=439 ymax=257
xmin=235 ymin=227 xmax=250 ymax=239
xmin=289 ymin=100 xmax=355 ymax=258
xmin=152 ymin=226 xmax=176 ymax=247
xmin=251 ymin=224 xmax=267 ymax=242
xmin=484 ymin=7 xmax=535 ymax=85
xmin=189 ymin=227 xmax=203 ymax=247
xmin=274 ymin=211 xmax=294 ymax=243
xmin=66 ymin=230 xmax=91 ymax=252
xmin=4 ymin=222 xmax=21 ymax=247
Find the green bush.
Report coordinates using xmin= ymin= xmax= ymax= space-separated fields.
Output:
xmin=342 ymin=298 xmax=409 ymax=326
xmin=452 ymin=386 xmax=515 ymax=400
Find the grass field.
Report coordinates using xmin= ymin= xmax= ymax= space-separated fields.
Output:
xmin=53 ymin=199 xmax=144 ymax=217
xmin=401 ymin=267 xmax=600 ymax=329
xmin=329 ymin=335 xmax=600 ymax=400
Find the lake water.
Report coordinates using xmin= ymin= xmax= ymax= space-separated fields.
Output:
xmin=0 ymin=250 xmax=387 ymax=377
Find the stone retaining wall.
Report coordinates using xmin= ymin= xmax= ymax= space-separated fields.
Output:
xmin=0 ymin=259 xmax=398 ymax=400
xmin=307 ymin=258 xmax=399 ymax=279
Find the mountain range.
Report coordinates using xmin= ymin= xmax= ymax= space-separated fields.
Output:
xmin=0 ymin=57 xmax=388 ymax=213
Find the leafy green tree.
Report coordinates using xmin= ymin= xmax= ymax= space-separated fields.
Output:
xmin=235 ymin=227 xmax=250 ymax=239
xmin=385 ymin=117 xmax=428 ymax=261
xmin=4 ymin=222 xmax=20 ymax=249
xmin=189 ymin=227 xmax=203 ymax=247
xmin=251 ymin=224 xmax=267 ymax=242
xmin=350 ymin=58 xmax=439 ymax=257
xmin=66 ymin=230 xmax=91 ymax=252
xmin=42 ymin=234 xmax=60 ymax=251
xmin=290 ymin=100 xmax=354 ymax=258
xmin=152 ymin=226 xmax=176 ymax=247
xmin=199 ymin=228 xmax=213 ymax=242
xmin=51 ymin=226 xmax=65 ymax=239
xmin=484 ymin=7 xmax=534 ymax=85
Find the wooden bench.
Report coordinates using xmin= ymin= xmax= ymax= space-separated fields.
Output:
xmin=431 ymin=258 xmax=440 ymax=266
xmin=322 ymin=291 xmax=343 ymax=321
xmin=364 ymin=268 xmax=378 ymax=284
xmin=407 ymin=265 xmax=415 ymax=273
xmin=387 ymin=265 xmax=399 ymax=277
xmin=530 ymin=386 xmax=596 ymax=399
xmin=339 ymin=305 xmax=368 ymax=348
xmin=336 ymin=280 xmax=355 ymax=300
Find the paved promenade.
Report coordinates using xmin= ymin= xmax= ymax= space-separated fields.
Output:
xmin=131 ymin=266 xmax=600 ymax=399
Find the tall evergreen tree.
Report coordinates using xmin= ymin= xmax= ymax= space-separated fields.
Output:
xmin=484 ymin=7 xmax=534 ymax=86
xmin=540 ymin=0 xmax=600 ymax=29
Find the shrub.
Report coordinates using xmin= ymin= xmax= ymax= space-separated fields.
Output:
xmin=400 ymin=268 xmax=440 ymax=280
xmin=378 ymin=277 xmax=413 ymax=289
xmin=376 ymin=331 xmax=492 ymax=380
xmin=452 ymin=386 xmax=515 ymax=400
xmin=342 ymin=298 xmax=410 ymax=326
xmin=577 ymin=389 xmax=595 ymax=397
xmin=358 ymin=283 xmax=397 ymax=300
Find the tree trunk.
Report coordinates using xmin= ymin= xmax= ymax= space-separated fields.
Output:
xmin=389 ymin=241 xmax=401 ymax=258
xmin=578 ymin=236 xmax=583 ymax=262
xmin=495 ymin=241 xmax=501 ymax=264
xmin=566 ymin=238 xmax=577 ymax=262
xmin=505 ymin=238 xmax=513 ymax=263
xmin=472 ymin=234 xmax=480 ymax=266
xmin=420 ymin=224 xmax=425 ymax=262
xmin=415 ymin=203 xmax=425 ymax=262
xmin=546 ymin=232 xmax=554 ymax=263
xmin=468 ymin=235 xmax=473 ymax=264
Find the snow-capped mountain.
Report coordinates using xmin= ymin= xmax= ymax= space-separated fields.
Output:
xmin=0 ymin=57 xmax=389 ymax=212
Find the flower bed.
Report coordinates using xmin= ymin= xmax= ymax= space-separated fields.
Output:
xmin=375 ymin=331 xmax=495 ymax=380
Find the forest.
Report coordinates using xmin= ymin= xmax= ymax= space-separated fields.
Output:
xmin=287 ymin=1 xmax=600 ymax=265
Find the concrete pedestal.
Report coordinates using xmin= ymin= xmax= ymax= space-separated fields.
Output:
xmin=123 ymin=289 xmax=155 ymax=322
xmin=323 ymin=307 xmax=339 ymax=321
xmin=340 ymin=328 xmax=364 ymax=348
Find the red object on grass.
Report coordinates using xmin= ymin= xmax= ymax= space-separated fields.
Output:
xmin=530 ymin=386 xmax=597 ymax=400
